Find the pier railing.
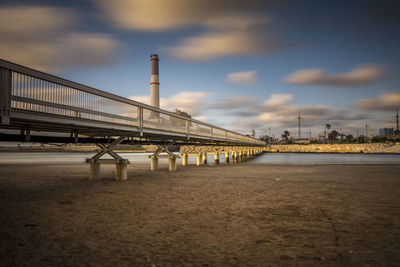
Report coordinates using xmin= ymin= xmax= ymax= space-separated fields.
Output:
xmin=0 ymin=59 xmax=265 ymax=145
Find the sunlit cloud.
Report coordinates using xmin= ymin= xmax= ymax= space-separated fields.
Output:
xmin=95 ymin=0 xmax=281 ymax=61
xmin=264 ymin=93 xmax=293 ymax=107
xmin=356 ymin=92 xmax=400 ymax=111
xmin=95 ymin=0 xmax=265 ymax=31
xmin=284 ymin=64 xmax=387 ymax=87
xmin=0 ymin=5 xmax=122 ymax=72
xmin=193 ymin=115 xmax=209 ymax=122
xmin=165 ymin=21 xmax=280 ymax=61
xmin=130 ymin=91 xmax=212 ymax=117
xmin=226 ymin=70 xmax=258 ymax=85
xmin=213 ymin=95 xmax=257 ymax=110
xmin=213 ymin=94 xmax=367 ymax=134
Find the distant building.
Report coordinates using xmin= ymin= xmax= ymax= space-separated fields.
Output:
xmin=171 ymin=108 xmax=191 ymax=127
xmin=365 ymin=124 xmax=371 ymax=138
xmin=318 ymin=132 xmax=327 ymax=143
xmin=379 ymin=128 xmax=394 ymax=137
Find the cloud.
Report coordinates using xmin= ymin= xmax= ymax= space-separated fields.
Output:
xmin=284 ymin=64 xmax=386 ymax=87
xmin=95 ymin=0 xmax=264 ymax=31
xmin=219 ymin=94 xmax=332 ymax=129
xmin=257 ymin=105 xmax=332 ymax=128
xmin=226 ymin=70 xmax=258 ymax=85
xmin=264 ymin=93 xmax=293 ymax=107
xmin=0 ymin=5 xmax=121 ymax=72
xmin=165 ymin=19 xmax=281 ymax=61
xmin=95 ymin=0 xmax=281 ymax=61
xmin=192 ymin=115 xmax=209 ymax=122
xmin=230 ymin=119 xmax=264 ymax=133
xmin=130 ymin=91 xmax=386 ymax=137
xmin=356 ymin=92 xmax=400 ymax=112
xmin=130 ymin=91 xmax=212 ymax=117
xmin=161 ymin=91 xmax=212 ymax=116
xmin=213 ymin=95 xmax=257 ymax=110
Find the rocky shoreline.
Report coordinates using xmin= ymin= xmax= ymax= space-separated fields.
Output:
xmin=267 ymin=143 xmax=400 ymax=154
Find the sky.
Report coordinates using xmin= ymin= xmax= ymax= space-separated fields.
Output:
xmin=1 ymin=0 xmax=399 ymax=138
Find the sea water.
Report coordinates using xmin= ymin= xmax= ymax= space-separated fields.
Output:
xmin=0 ymin=152 xmax=399 ymax=164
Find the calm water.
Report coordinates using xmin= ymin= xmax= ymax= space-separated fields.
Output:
xmin=0 ymin=152 xmax=399 ymax=164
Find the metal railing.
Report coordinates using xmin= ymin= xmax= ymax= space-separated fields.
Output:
xmin=0 ymin=59 xmax=265 ymax=145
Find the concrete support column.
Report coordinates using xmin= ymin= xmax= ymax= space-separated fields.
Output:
xmin=225 ymin=152 xmax=230 ymax=163
xmin=169 ymin=157 xmax=176 ymax=171
xmin=214 ymin=152 xmax=220 ymax=165
xmin=150 ymin=157 xmax=158 ymax=171
xmin=202 ymin=152 xmax=207 ymax=165
xmin=116 ymin=160 xmax=128 ymax=182
xmin=196 ymin=154 xmax=201 ymax=166
xmin=89 ymin=160 xmax=100 ymax=182
xmin=182 ymin=153 xmax=188 ymax=166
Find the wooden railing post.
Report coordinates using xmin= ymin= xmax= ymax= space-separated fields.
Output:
xmin=0 ymin=67 xmax=11 ymax=125
xmin=186 ymin=120 xmax=189 ymax=139
xmin=138 ymin=107 xmax=143 ymax=136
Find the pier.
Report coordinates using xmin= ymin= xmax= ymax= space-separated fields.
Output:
xmin=0 ymin=59 xmax=265 ymax=181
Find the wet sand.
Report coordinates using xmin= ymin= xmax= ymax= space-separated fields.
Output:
xmin=0 ymin=163 xmax=399 ymax=266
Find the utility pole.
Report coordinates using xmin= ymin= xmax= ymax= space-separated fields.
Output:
xmin=396 ymin=106 xmax=399 ymax=135
xmin=297 ymin=112 xmax=301 ymax=140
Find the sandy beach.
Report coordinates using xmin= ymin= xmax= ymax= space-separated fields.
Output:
xmin=0 ymin=163 xmax=399 ymax=266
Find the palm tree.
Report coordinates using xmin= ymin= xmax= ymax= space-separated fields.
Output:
xmin=325 ymin=124 xmax=331 ymax=131
xmin=325 ymin=124 xmax=331 ymax=144
xmin=282 ymin=130 xmax=290 ymax=142
xmin=328 ymin=130 xmax=340 ymax=141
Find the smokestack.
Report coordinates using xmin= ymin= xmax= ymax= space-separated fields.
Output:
xmin=150 ymin=54 xmax=160 ymax=110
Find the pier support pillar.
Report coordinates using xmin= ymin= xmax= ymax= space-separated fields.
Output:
xmin=149 ymin=143 xmax=179 ymax=171
xmin=225 ymin=152 xmax=230 ymax=163
xmin=202 ymin=152 xmax=207 ymax=165
xmin=87 ymin=136 xmax=129 ymax=182
xmin=116 ymin=159 xmax=128 ymax=182
xmin=150 ymin=157 xmax=158 ymax=171
xmin=169 ymin=157 xmax=176 ymax=171
xmin=89 ymin=160 xmax=100 ymax=182
xmin=196 ymin=154 xmax=201 ymax=166
xmin=182 ymin=153 xmax=188 ymax=166
xmin=214 ymin=152 xmax=220 ymax=165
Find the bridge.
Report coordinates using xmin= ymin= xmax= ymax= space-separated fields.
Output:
xmin=0 ymin=59 xmax=266 ymax=181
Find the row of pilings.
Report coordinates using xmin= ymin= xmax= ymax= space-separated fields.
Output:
xmin=89 ymin=144 xmax=266 ymax=181
xmin=150 ymin=145 xmax=266 ymax=172
xmin=179 ymin=145 xmax=266 ymax=168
